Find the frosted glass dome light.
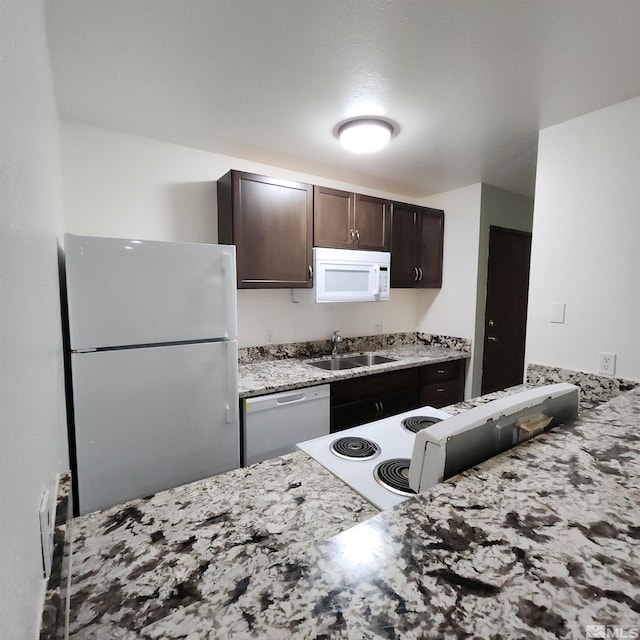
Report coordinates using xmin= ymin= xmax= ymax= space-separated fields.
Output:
xmin=338 ymin=118 xmax=394 ymax=153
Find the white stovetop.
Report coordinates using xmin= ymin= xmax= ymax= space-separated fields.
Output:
xmin=297 ymin=405 xmax=452 ymax=510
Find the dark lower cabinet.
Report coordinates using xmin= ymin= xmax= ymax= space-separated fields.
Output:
xmin=419 ymin=359 xmax=465 ymax=407
xmin=332 ymin=388 xmax=418 ymax=432
xmin=330 ymin=359 xmax=465 ymax=433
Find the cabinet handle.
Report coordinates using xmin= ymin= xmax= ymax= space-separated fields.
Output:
xmin=436 ymin=388 xmax=445 ymax=393
xmin=308 ymin=265 xmax=313 ymax=279
xmin=350 ymin=229 xmax=355 ymax=243
xmin=378 ymin=400 xmax=384 ymax=416
xmin=355 ymin=229 xmax=360 ymax=242
xmin=414 ymin=267 xmax=419 ymax=281
xmin=418 ymin=267 xmax=423 ymax=281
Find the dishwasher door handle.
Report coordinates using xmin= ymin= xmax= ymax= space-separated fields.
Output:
xmin=245 ymin=385 xmax=330 ymax=413
xmin=276 ymin=393 xmax=306 ymax=405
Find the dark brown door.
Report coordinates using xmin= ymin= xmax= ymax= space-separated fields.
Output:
xmin=481 ymin=226 xmax=532 ymax=394
xmin=354 ymin=194 xmax=390 ymax=251
xmin=230 ymin=172 xmax=313 ymax=288
xmin=418 ymin=208 xmax=444 ymax=288
xmin=313 ymin=186 xmax=354 ymax=249
xmin=390 ymin=202 xmax=419 ymax=287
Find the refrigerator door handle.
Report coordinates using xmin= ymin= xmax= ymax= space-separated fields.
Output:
xmin=226 ymin=340 xmax=239 ymax=425
xmin=222 ymin=250 xmax=238 ymax=339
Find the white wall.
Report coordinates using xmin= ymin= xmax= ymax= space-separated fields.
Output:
xmin=526 ymin=96 xmax=640 ymax=381
xmin=238 ymin=289 xmax=419 ymax=346
xmin=419 ymin=184 xmax=483 ymax=397
xmin=472 ymin=185 xmax=534 ymax=395
xmin=0 ymin=2 xmax=69 ymax=638
xmin=61 ymin=122 xmax=424 ymax=346
xmin=61 ymin=123 xmax=221 ymax=243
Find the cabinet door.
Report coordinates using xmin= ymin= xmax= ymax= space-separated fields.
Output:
xmin=219 ymin=171 xmax=313 ymax=288
xmin=390 ymin=202 xmax=420 ymax=287
xmin=354 ymin=194 xmax=390 ymax=251
xmin=313 ymin=186 xmax=354 ymax=249
xmin=332 ymin=398 xmax=380 ymax=432
xmin=331 ymin=368 xmax=418 ymax=405
xmin=330 ymin=368 xmax=420 ymax=432
xmin=418 ymin=208 xmax=444 ymax=288
xmin=378 ymin=388 xmax=419 ymax=419
xmin=331 ymin=388 xmax=418 ymax=432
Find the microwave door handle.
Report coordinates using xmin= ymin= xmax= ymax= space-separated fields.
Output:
xmin=372 ymin=265 xmax=381 ymax=295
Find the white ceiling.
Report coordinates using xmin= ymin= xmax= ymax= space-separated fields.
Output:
xmin=44 ymin=0 xmax=640 ymax=198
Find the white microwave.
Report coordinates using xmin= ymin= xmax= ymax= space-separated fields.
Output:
xmin=312 ymin=248 xmax=391 ymax=303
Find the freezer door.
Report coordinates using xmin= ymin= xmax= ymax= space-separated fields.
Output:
xmin=71 ymin=341 xmax=239 ymax=514
xmin=65 ymin=234 xmax=237 ymax=349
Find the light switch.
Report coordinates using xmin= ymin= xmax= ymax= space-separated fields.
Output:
xmin=550 ymin=303 xmax=566 ymax=324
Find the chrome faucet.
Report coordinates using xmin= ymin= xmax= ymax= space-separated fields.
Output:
xmin=330 ymin=330 xmax=342 ymax=356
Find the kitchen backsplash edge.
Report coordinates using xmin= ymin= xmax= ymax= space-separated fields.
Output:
xmin=238 ymin=332 xmax=471 ymax=365
xmin=526 ymin=362 xmax=638 ymax=410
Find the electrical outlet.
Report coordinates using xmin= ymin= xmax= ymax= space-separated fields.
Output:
xmin=598 ymin=352 xmax=616 ymax=376
xmin=264 ymin=329 xmax=274 ymax=345
xmin=39 ymin=489 xmax=54 ymax=579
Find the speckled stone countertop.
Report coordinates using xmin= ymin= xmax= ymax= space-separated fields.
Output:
xmin=238 ymin=343 xmax=470 ymax=398
xmin=68 ymin=385 xmax=640 ymax=639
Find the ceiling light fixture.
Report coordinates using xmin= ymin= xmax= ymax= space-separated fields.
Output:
xmin=337 ymin=118 xmax=394 ymax=153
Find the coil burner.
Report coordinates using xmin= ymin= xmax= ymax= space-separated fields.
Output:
xmin=373 ymin=458 xmax=416 ymax=496
xmin=401 ymin=415 xmax=444 ymax=434
xmin=330 ymin=436 xmax=380 ymax=460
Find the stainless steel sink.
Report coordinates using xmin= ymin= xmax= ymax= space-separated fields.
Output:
xmin=307 ymin=357 xmax=360 ymax=371
xmin=306 ymin=353 xmax=396 ymax=370
xmin=343 ymin=353 xmax=396 ymax=367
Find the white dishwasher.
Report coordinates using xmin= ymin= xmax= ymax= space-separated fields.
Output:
xmin=242 ymin=384 xmax=330 ymax=465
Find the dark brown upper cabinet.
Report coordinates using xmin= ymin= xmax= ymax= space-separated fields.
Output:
xmin=390 ymin=202 xmax=444 ymax=288
xmin=313 ymin=186 xmax=390 ymax=251
xmin=217 ymin=171 xmax=313 ymax=288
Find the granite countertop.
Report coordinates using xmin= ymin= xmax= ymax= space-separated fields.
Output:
xmin=68 ymin=452 xmax=379 ymax=640
xmin=67 ymin=385 xmax=640 ymax=639
xmin=238 ymin=344 xmax=470 ymax=398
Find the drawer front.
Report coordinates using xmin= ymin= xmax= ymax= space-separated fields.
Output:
xmin=419 ymin=379 xmax=463 ymax=408
xmin=419 ymin=359 xmax=463 ymax=385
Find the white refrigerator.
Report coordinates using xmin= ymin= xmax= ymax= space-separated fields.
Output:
xmin=65 ymin=234 xmax=240 ymax=515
